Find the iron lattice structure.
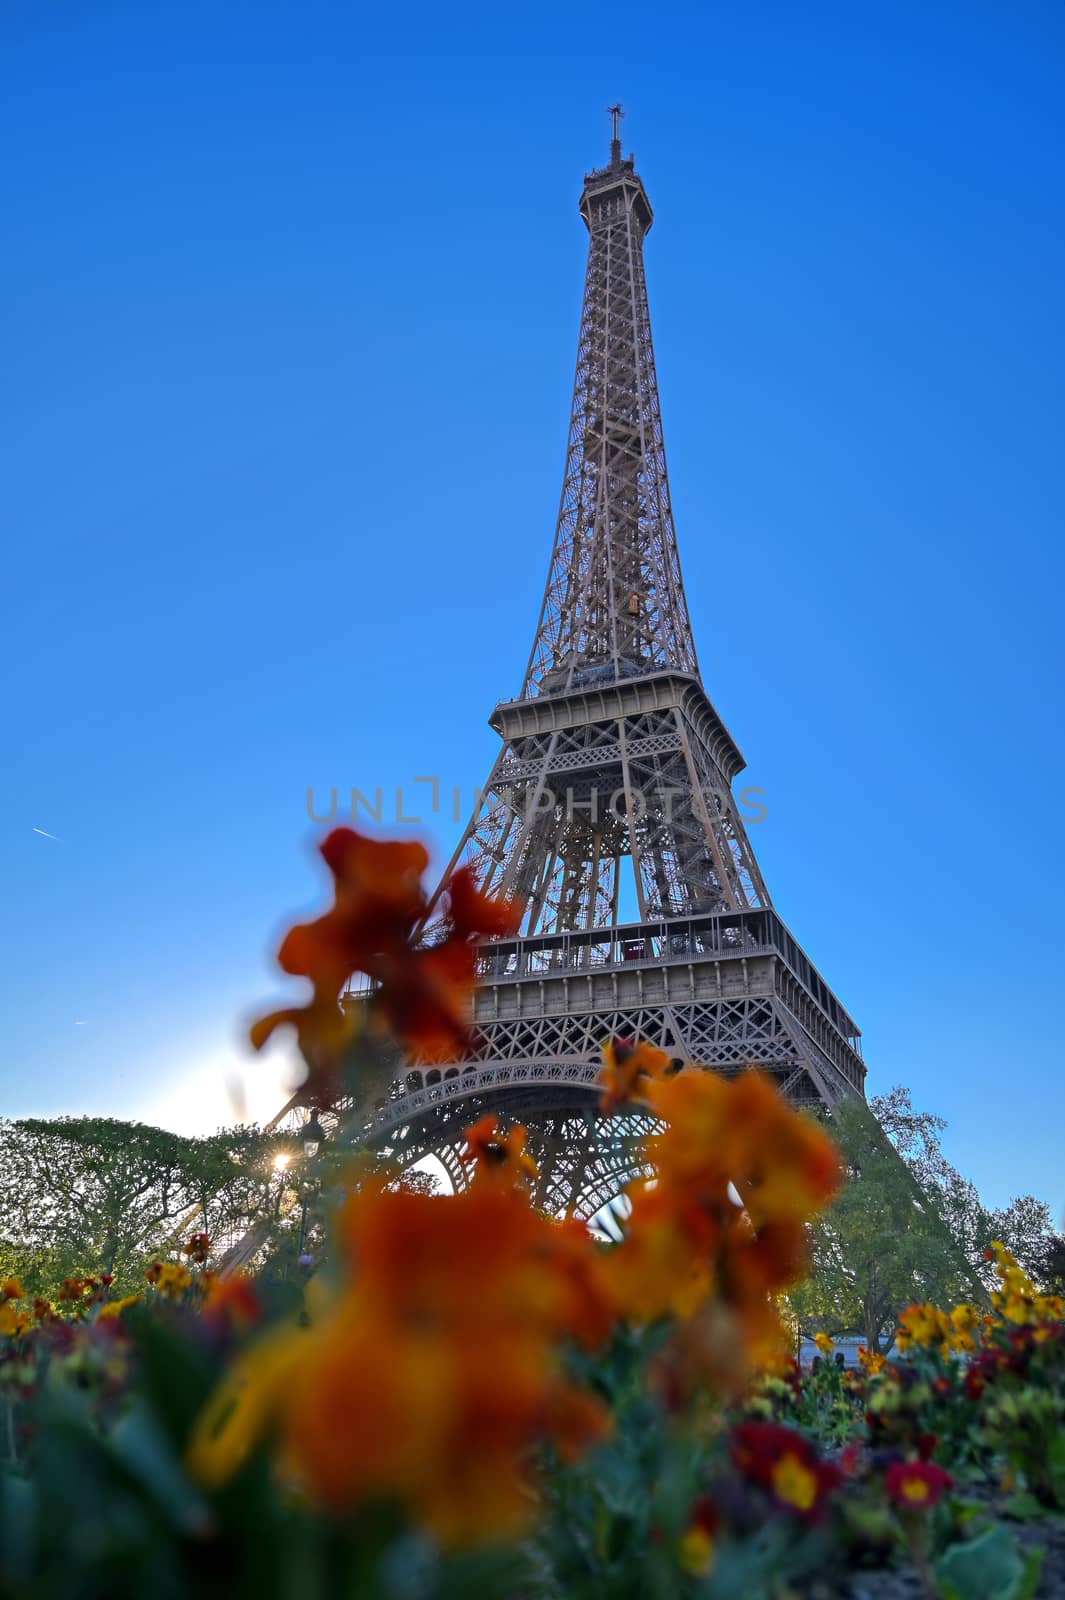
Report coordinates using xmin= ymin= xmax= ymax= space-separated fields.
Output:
xmin=292 ymin=120 xmax=866 ymax=1218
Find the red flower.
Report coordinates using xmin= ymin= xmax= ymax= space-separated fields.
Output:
xmin=885 ymin=1460 xmax=953 ymax=1510
xmin=731 ymin=1422 xmax=840 ymax=1516
xmin=58 ymin=1276 xmax=93 ymax=1302
xmin=181 ymin=1232 xmax=210 ymax=1265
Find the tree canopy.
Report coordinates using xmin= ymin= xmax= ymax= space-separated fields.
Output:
xmin=789 ymin=1087 xmax=1060 ymax=1350
xmin=0 ymin=1115 xmax=289 ymax=1297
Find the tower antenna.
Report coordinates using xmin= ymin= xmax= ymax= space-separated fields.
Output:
xmin=607 ymin=101 xmax=624 ymax=163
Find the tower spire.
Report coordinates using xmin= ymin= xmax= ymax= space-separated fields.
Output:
xmin=522 ymin=128 xmax=695 ymax=700
xmin=607 ymin=101 xmax=624 ymax=165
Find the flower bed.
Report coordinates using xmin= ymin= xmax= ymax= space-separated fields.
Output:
xmin=1 ymin=831 xmax=1061 ymax=1598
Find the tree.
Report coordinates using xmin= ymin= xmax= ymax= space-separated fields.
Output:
xmin=0 ymin=1116 xmax=285 ymax=1298
xmin=1036 ymin=1233 xmax=1065 ymax=1295
xmin=870 ymin=1087 xmax=1056 ymax=1291
xmin=987 ymin=1194 xmax=1057 ymax=1281
xmin=789 ymin=1098 xmax=979 ymax=1351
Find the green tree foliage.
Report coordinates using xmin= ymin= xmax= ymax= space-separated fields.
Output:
xmin=871 ymin=1088 xmax=1058 ymax=1289
xmin=790 ymin=1088 xmax=1059 ymax=1349
xmin=0 ymin=1116 xmax=286 ymax=1298
xmin=987 ymin=1194 xmax=1059 ymax=1281
xmin=789 ymin=1097 xmax=975 ymax=1351
xmin=1038 ymin=1233 xmax=1065 ymax=1295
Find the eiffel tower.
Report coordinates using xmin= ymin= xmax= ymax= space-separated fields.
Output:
xmin=298 ymin=114 xmax=865 ymax=1221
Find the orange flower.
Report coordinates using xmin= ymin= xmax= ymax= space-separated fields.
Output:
xmin=0 ymin=1304 xmax=31 ymax=1337
xmin=606 ymin=1068 xmax=841 ymax=1393
xmin=604 ymin=1180 xmax=716 ymax=1323
xmin=596 ymin=1038 xmax=671 ymax=1115
xmin=251 ymin=830 xmax=428 ymax=1092
xmin=281 ymin=831 xmax=430 ymax=990
xmin=538 ymin=1217 xmax=617 ymax=1351
xmin=58 ymin=1275 xmax=97 ymax=1303
xmin=0 ymin=1277 xmax=23 ymax=1301
xmin=447 ymin=866 xmax=521 ymax=941
xmin=251 ymin=836 xmax=517 ymax=1084
xmin=190 ymin=1178 xmax=609 ymax=1544
xmin=250 ymin=992 xmax=355 ymax=1096
xmin=460 ymin=1114 xmax=539 ymax=1189
xmin=369 ymin=937 xmax=479 ymax=1063
xmin=181 ymin=1232 xmax=210 ymax=1265
xmin=200 ymin=1272 xmax=261 ymax=1333
xmin=371 ymin=871 xmax=519 ymax=1062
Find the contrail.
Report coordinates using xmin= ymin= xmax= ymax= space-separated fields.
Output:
xmin=32 ymin=826 xmax=61 ymax=841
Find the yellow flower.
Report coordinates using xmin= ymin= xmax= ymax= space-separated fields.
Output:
xmin=813 ymin=1331 xmax=833 ymax=1355
xmin=771 ymin=1452 xmax=818 ymax=1512
xmin=896 ymin=1303 xmax=951 ymax=1352
xmin=678 ymin=1525 xmax=715 ymax=1576
xmin=97 ymin=1295 xmax=142 ymax=1321
xmin=0 ymin=1303 xmax=30 ymax=1336
xmin=1 ymin=1277 xmax=24 ymax=1301
xmin=145 ymin=1262 xmax=191 ymax=1297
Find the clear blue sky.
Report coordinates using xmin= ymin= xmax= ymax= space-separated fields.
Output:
xmin=3 ymin=2 xmax=1062 ymax=1213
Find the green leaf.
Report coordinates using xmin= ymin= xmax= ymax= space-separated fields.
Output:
xmin=0 ymin=1469 xmax=36 ymax=1588
xmin=127 ymin=1306 xmax=218 ymax=1451
xmin=108 ymin=1405 xmax=211 ymax=1536
xmin=935 ymin=1525 xmax=1044 ymax=1600
xmin=1001 ymin=1491 xmax=1047 ymax=1522
xmin=1046 ymin=1429 xmax=1065 ymax=1508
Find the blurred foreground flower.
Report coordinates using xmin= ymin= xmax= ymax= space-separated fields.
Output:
xmin=251 ymin=830 xmax=518 ymax=1098
xmin=604 ymin=1067 xmax=842 ymax=1392
xmin=188 ymin=1162 xmax=609 ymax=1544
xmin=459 ymin=1113 xmax=539 ymax=1189
xmin=596 ymin=1038 xmax=671 ymax=1114
xmin=731 ymin=1420 xmax=842 ymax=1517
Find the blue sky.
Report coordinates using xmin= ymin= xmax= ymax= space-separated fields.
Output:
xmin=2 ymin=2 xmax=1062 ymax=1212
